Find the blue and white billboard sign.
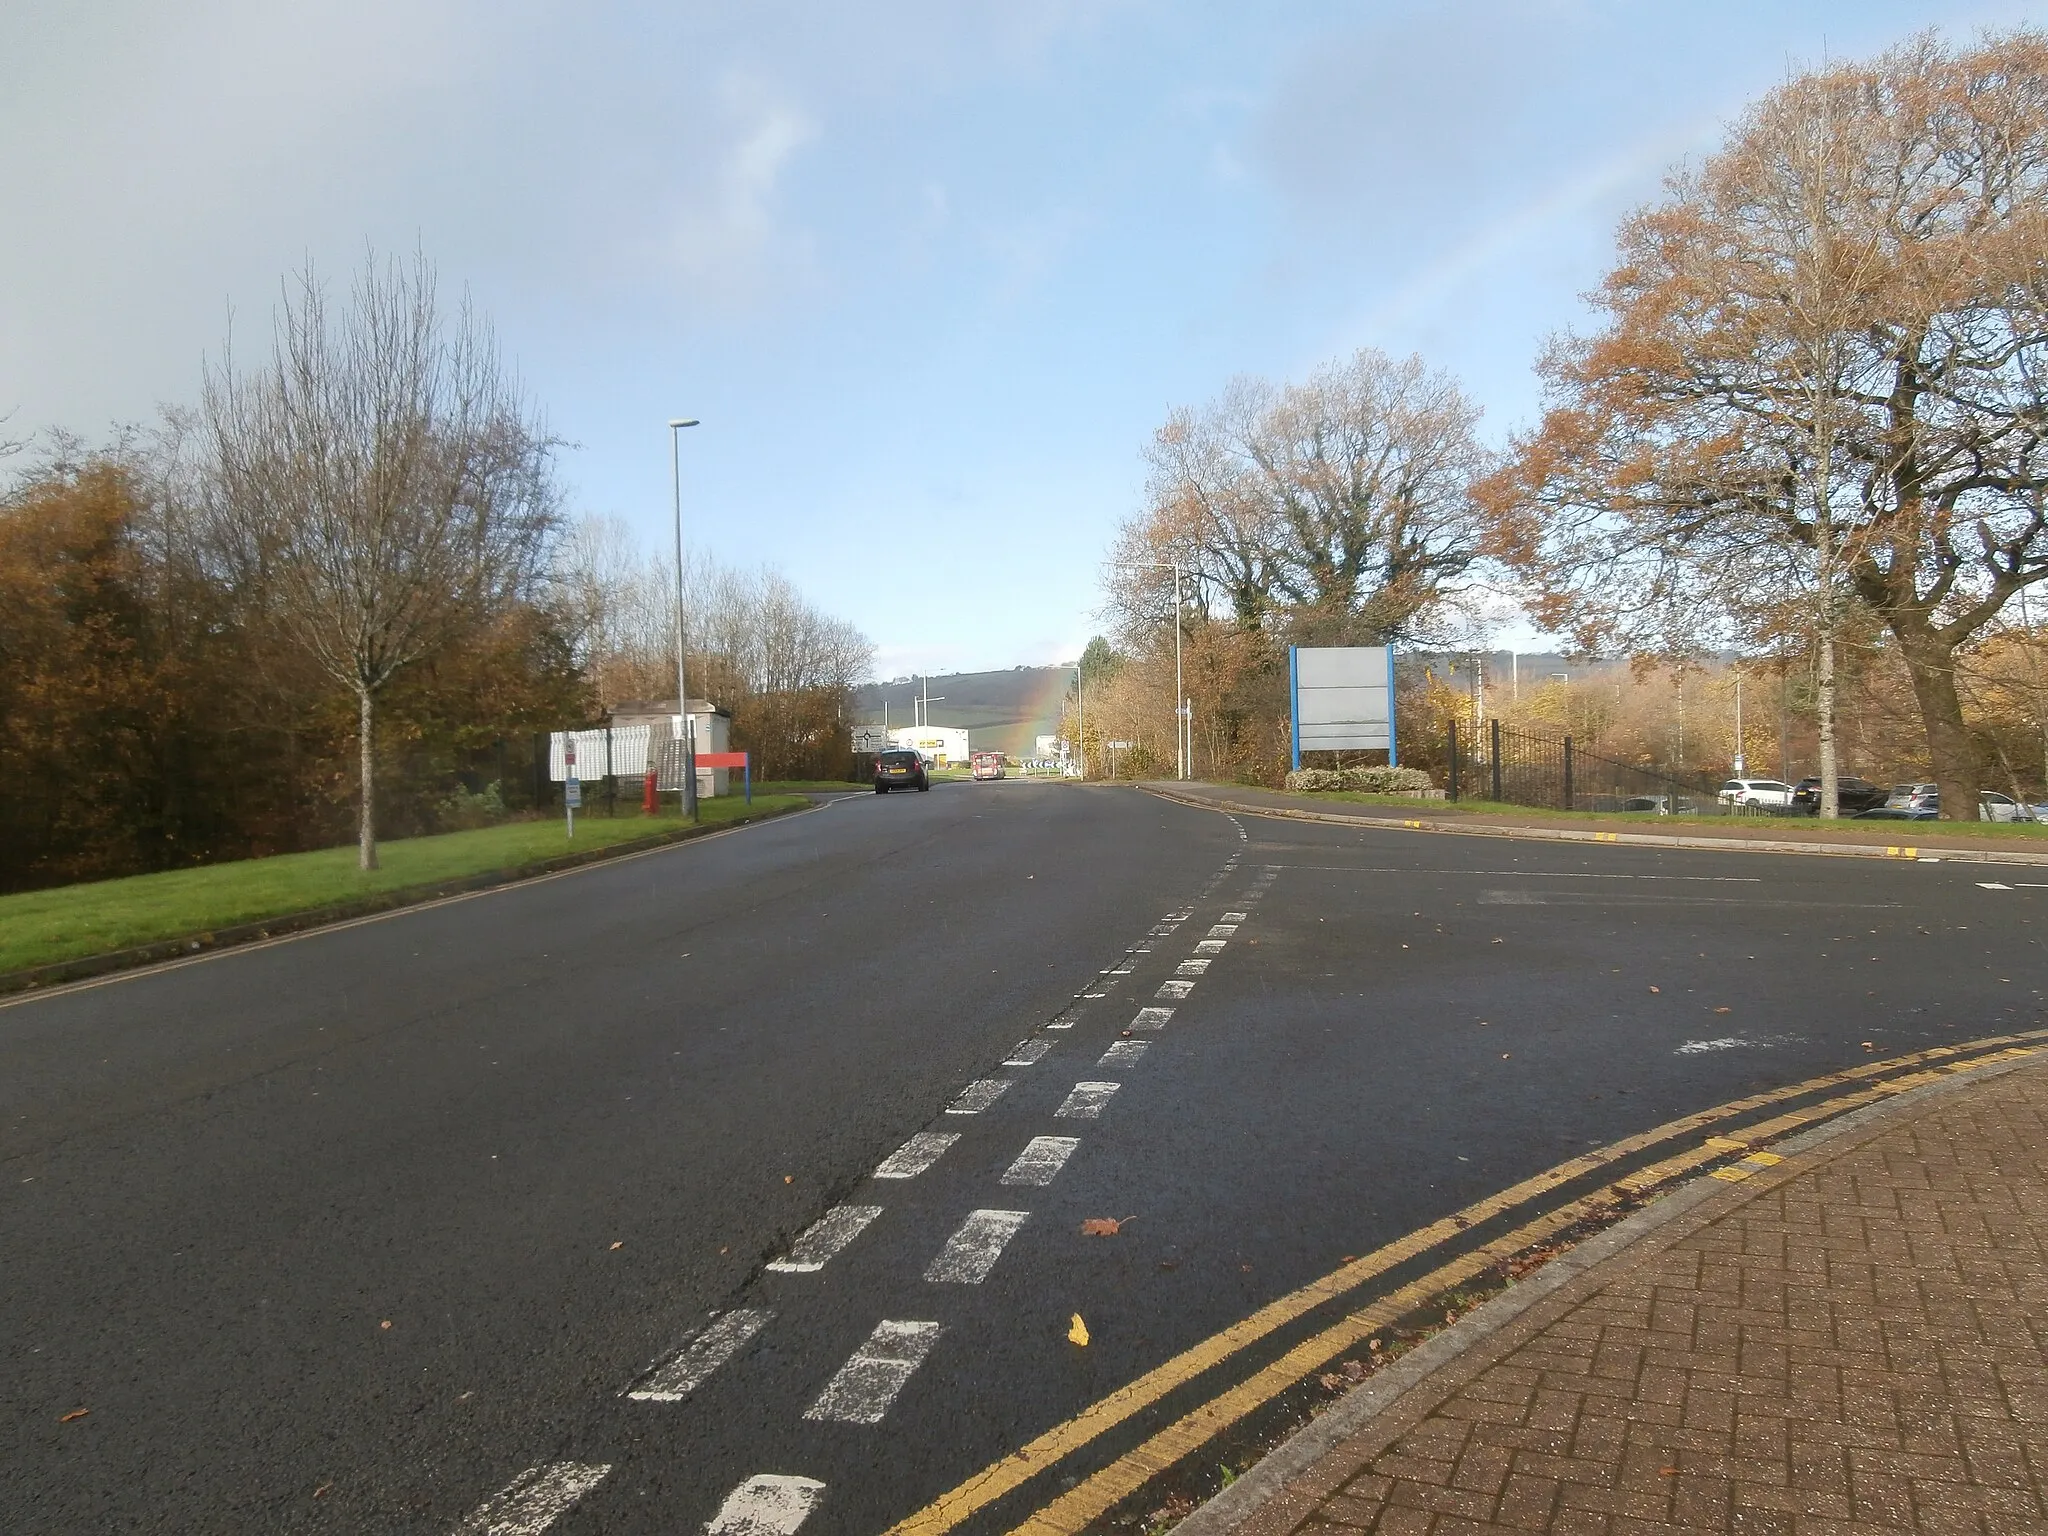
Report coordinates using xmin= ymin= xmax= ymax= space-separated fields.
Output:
xmin=1289 ymin=645 xmax=1395 ymax=766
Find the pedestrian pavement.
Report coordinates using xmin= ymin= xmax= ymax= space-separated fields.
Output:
xmin=1140 ymin=782 xmax=2048 ymax=866
xmin=1176 ymin=1058 xmax=2048 ymax=1536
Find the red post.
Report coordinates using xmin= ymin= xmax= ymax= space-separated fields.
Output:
xmin=643 ymin=770 xmax=657 ymax=814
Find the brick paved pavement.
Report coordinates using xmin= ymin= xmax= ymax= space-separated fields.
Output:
xmin=1216 ymin=1063 xmax=2048 ymax=1536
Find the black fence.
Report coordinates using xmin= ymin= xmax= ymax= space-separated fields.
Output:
xmin=1445 ymin=719 xmax=1733 ymax=815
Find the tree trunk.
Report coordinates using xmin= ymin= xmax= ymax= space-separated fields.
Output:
xmin=357 ymin=686 xmax=379 ymax=869
xmin=1894 ymin=626 xmax=1979 ymax=819
xmin=1816 ymin=630 xmax=1839 ymax=818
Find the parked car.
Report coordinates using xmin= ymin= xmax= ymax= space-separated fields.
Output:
xmin=1716 ymin=778 xmax=1798 ymax=812
xmin=1854 ymin=805 xmax=1937 ymax=820
xmin=1884 ymin=782 xmax=1940 ymax=812
xmin=1621 ymin=794 xmax=1702 ymax=814
xmin=971 ymin=751 xmax=1006 ymax=781
xmin=1790 ymin=776 xmax=1888 ymax=815
xmin=873 ymin=748 xmax=931 ymax=793
xmin=1978 ymin=790 xmax=2037 ymax=822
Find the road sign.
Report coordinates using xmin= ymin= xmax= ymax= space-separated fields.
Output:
xmin=1289 ymin=645 xmax=1395 ymax=769
xmin=853 ymin=726 xmax=889 ymax=754
xmin=565 ymin=775 xmax=582 ymax=809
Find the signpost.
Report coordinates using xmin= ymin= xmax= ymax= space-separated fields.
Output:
xmin=1289 ymin=645 xmax=1396 ymax=771
xmin=564 ymin=738 xmax=580 ymax=838
xmin=852 ymin=725 xmax=889 ymax=755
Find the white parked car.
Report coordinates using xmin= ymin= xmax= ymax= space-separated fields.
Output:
xmin=1717 ymin=778 xmax=1797 ymax=811
xmin=1978 ymin=790 xmax=2037 ymax=823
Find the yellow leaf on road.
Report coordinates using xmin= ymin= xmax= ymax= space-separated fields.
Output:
xmin=1067 ymin=1313 xmax=1090 ymax=1346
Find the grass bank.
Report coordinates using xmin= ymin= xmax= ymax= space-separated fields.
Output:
xmin=0 ymin=797 xmax=806 ymax=979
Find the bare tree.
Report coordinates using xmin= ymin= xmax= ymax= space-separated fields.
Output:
xmin=204 ymin=251 xmax=559 ymax=867
xmin=1115 ymin=348 xmax=1489 ymax=646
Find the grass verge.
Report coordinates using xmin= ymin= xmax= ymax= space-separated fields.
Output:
xmin=0 ymin=797 xmax=807 ymax=980
xmin=1258 ymin=789 xmax=2048 ymax=838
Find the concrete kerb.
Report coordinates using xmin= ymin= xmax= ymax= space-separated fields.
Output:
xmin=1169 ymin=1051 xmax=2042 ymax=1536
xmin=1140 ymin=781 xmax=2048 ymax=867
xmin=0 ymin=797 xmax=823 ymax=1004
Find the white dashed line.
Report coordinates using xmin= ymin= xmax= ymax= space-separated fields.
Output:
xmin=804 ymin=1320 xmax=943 ymax=1423
xmin=454 ymin=1462 xmax=612 ymax=1534
xmin=767 ymin=1206 xmax=883 ymax=1273
xmin=925 ymin=1209 xmax=1031 ymax=1282
xmin=704 ymin=1475 xmax=827 ymax=1536
xmin=1195 ymin=939 xmax=1227 ymax=954
xmin=1004 ymin=1038 xmax=1054 ymax=1065
xmin=946 ymin=1079 xmax=1011 ymax=1114
xmin=1222 ymin=911 xmax=1248 ymax=921
xmin=1107 ymin=959 xmax=1136 ymax=975
xmin=1002 ymin=1136 xmax=1081 ymax=1186
xmin=1156 ymin=980 xmax=1194 ymax=998
xmin=1177 ymin=959 xmax=1211 ymax=976
xmin=1056 ymin=1081 xmax=1121 ymax=1119
xmin=1128 ymin=1006 xmax=1174 ymax=1030
xmin=1097 ymin=1040 xmax=1149 ymax=1069
xmin=874 ymin=1132 xmax=958 ymax=1179
xmin=1206 ymin=924 xmax=1239 ymax=937
xmin=1979 ymin=882 xmax=2013 ymax=890
xmin=630 ymin=1309 xmax=773 ymax=1400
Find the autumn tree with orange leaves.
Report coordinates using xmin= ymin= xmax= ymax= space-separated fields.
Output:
xmin=1483 ymin=32 xmax=2048 ymax=819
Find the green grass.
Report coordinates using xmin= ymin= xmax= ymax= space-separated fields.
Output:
xmin=0 ymin=797 xmax=807 ymax=978
xmin=1264 ymin=789 xmax=2048 ymax=835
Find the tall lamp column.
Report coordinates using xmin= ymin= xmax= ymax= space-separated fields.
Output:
xmin=669 ymin=417 xmax=700 ymax=820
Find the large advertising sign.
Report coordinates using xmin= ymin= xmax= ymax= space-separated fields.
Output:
xmin=1289 ymin=645 xmax=1395 ymax=766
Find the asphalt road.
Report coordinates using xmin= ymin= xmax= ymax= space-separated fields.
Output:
xmin=3 ymin=786 xmax=2041 ymax=1535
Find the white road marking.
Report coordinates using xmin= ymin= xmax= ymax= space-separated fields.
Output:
xmin=1480 ymin=890 xmax=1544 ymax=904
xmin=1004 ymin=1039 xmax=1053 ymax=1065
xmin=1149 ymin=923 xmax=1181 ymax=936
xmin=1194 ymin=939 xmax=1227 ymax=954
xmin=704 ymin=1474 xmax=827 ymax=1536
xmin=454 ymin=1462 xmax=612 ymax=1534
xmin=1676 ymin=1034 xmax=1802 ymax=1054
xmin=874 ymin=1133 xmax=959 ymax=1179
xmin=1002 ymin=1136 xmax=1081 ymax=1186
xmin=1206 ymin=924 xmax=1239 ymax=937
xmin=1156 ymin=979 xmax=1194 ymax=998
xmin=631 ymin=1310 xmax=773 ymax=1400
xmin=1108 ymin=959 xmax=1136 ymax=975
xmin=926 ymin=1208 xmax=1031 ymax=1282
xmin=804 ymin=1321 xmax=943 ymax=1423
xmin=767 ymin=1206 xmax=882 ymax=1272
xmin=946 ymin=1079 xmax=1011 ymax=1114
xmin=1177 ymin=959 xmax=1211 ymax=976
xmin=1264 ymin=863 xmax=1760 ymax=882
xmin=1056 ymin=1081 xmax=1121 ymax=1119
xmin=1097 ymin=1040 xmax=1149 ymax=1069
xmin=1129 ymin=1006 xmax=1175 ymax=1030
xmin=1979 ymin=882 xmax=2013 ymax=890
xmin=1222 ymin=911 xmax=1249 ymax=921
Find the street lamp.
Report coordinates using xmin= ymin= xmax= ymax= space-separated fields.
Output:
xmin=1120 ymin=557 xmax=1188 ymax=780
xmin=669 ymin=417 xmax=700 ymax=821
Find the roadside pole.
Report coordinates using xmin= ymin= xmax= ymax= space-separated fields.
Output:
xmin=564 ymin=737 xmax=580 ymax=840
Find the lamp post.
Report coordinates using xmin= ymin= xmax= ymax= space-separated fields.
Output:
xmin=669 ymin=417 xmax=700 ymax=821
xmin=1732 ymin=664 xmax=1746 ymax=778
xmin=1118 ymin=557 xmax=1187 ymax=780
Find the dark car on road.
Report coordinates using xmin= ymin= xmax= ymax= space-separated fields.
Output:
xmin=874 ymin=748 xmax=930 ymax=793
xmin=1791 ymin=775 xmax=1888 ymax=814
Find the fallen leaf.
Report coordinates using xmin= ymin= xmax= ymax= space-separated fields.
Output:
xmin=1240 ymin=1262 xmax=1253 ymax=1273
xmin=1491 ymin=937 xmax=1503 ymax=944
xmin=1340 ymin=1358 xmax=1367 ymax=1381
xmin=1368 ymin=1338 xmax=1383 ymax=1352
xmin=1862 ymin=1041 xmax=1876 ymax=1050
xmin=783 ymin=1175 xmax=794 ymax=1184
xmin=58 ymin=1409 xmax=89 ymax=1423
xmin=719 ymin=1246 xmax=729 ymax=1254
xmin=379 ymin=1320 xmax=392 ymax=1331
xmin=313 ymin=1482 xmax=333 ymax=1499
xmin=1067 ymin=1313 xmax=1090 ymax=1346
xmin=1080 ymin=1216 xmax=1133 ymax=1236
xmin=1713 ymin=1007 xmax=1732 ymax=1014
xmin=1659 ymin=1467 xmax=1679 ymax=1476
xmin=1318 ymin=1372 xmax=1345 ymax=1390
xmin=1502 ymin=1052 xmax=1511 ymax=1059
xmin=609 ymin=1241 xmax=624 ymax=1251
xmin=1648 ymin=986 xmax=1661 ymax=994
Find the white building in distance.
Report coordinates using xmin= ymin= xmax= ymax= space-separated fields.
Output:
xmin=891 ymin=725 xmax=968 ymax=767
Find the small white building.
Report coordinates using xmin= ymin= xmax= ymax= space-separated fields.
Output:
xmin=891 ymin=725 xmax=969 ymax=767
xmin=607 ymin=698 xmax=733 ymax=797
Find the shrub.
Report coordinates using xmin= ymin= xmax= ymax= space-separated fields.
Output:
xmin=1284 ymin=765 xmax=1438 ymax=794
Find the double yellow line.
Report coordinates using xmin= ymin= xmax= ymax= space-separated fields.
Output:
xmin=883 ymin=1032 xmax=2045 ymax=1536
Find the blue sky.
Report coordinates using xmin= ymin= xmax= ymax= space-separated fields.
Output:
xmin=4 ymin=0 xmax=2041 ymax=677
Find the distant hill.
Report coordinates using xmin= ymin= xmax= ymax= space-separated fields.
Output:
xmin=855 ymin=667 xmax=1073 ymax=758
